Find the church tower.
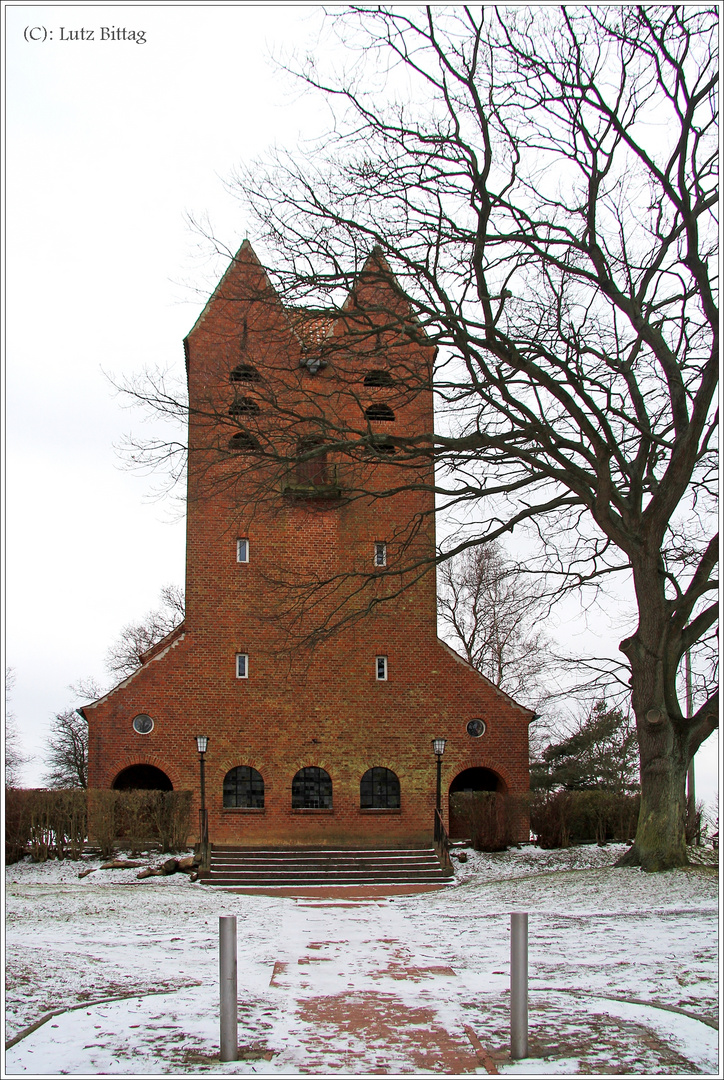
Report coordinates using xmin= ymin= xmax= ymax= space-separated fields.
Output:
xmin=84 ymin=242 xmax=533 ymax=848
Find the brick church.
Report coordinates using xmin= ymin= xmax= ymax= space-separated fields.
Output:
xmin=83 ymin=241 xmax=533 ymax=848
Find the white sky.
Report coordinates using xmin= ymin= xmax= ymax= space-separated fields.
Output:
xmin=3 ymin=2 xmax=718 ymax=807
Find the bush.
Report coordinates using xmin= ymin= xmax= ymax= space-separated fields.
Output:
xmin=530 ymin=790 xmax=640 ymax=848
xmin=5 ymin=788 xmax=32 ymax=863
xmin=449 ymin=791 xmax=527 ymax=851
xmin=6 ymin=788 xmax=192 ymax=861
xmin=88 ymin=789 xmax=192 ymax=856
xmin=4 ymin=789 xmax=87 ymax=862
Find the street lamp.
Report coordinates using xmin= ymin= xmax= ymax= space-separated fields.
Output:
xmin=196 ymin=736 xmax=209 ymax=869
xmin=432 ymin=737 xmax=447 ymax=814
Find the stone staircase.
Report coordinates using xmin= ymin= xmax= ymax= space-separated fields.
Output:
xmin=199 ymin=845 xmax=455 ymax=889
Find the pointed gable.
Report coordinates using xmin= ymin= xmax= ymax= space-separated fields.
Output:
xmin=186 ymin=240 xmax=282 ymax=339
xmin=185 ymin=240 xmax=300 ymax=380
xmin=344 ymin=247 xmax=421 ymax=321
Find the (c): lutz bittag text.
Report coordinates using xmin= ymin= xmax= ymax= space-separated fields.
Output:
xmin=26 ymin=27 xmax=147 ymax=44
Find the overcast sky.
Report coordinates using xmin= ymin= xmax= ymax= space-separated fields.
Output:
xmin=4 ymin=3 xmax=718 ymax=807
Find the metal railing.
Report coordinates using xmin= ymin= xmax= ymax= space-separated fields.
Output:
xmin=433 ymin=807 xmax=453 ymax=871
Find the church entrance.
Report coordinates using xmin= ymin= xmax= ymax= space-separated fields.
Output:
xmin=448 ymin=767 xmax=506 ymax=841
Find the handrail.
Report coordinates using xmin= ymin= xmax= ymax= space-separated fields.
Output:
xmin=433 ymin=807 xmax=453 ymax=871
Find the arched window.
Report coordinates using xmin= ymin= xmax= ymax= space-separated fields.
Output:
xmin=223 ymin=766 xmax=264 ymax=808
xmin=228 ymin=431 xmax=258 ymax=452
xmin=229 ymin=398 xmax=260 ymax=416
xmin=360 ymin=767 xmax=400 ymax=809
xmin=292 ymin=766 xmax=333 ymax=809
xmin=365 ymin=403 xmax=395 ymax=422
xmin=364 ymin=369 xmax=394 ymax=387
xmin=230 ymin=364 xmax=260 ymax=383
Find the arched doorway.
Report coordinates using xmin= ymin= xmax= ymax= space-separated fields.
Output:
xmin=448 ymin=767 xmax=506 ymax=841
xmin=112 ymin=764 xmax=173 ymax=791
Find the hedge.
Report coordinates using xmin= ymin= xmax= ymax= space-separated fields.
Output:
xmin=5 ymin=788 xmax=192 ymax=863
xmin=450 ymin=789 xmax=640 ymax=851
xmin=529 ymin=789 xmax=640 ymax=848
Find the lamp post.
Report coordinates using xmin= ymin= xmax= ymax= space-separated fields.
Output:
xmin=431 ymin=738 xmax=448 ymax=863
xmin=432 ymin=737 xmax=447 ymax=814
xmin=196 ymin=736 xmax=209 ymax=870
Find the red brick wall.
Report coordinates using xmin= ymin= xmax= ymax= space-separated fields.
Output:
xmin=85 ymin=243 xmax=532 ymax=847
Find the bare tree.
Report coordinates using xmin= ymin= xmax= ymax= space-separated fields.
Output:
xmin=121 ymin=8 xmax=717 ymax=869
xmin=5 ymin=668 xmax=28 ymax=788
xmin=438 ymin=543 xmax=555 ymax=705
xmin=105 ymin=585 xmax=185 ymax=680
xmin=43 ymin=709 xmax=89 ymax=789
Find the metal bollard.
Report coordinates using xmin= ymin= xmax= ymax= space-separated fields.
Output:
xmin=219 ymin=915 xmax=238 ymax=1062
xmin=510 ymin=912 xmax=528 ymax=1059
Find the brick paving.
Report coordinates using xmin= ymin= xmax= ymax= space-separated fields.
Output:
xmin=265 ymin=898 xmax=497 ymax=1074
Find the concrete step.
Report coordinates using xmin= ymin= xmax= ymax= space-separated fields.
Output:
xmin=209 ymin=846 xmax=437 ymax=856
xmin=205 ymin=876 xmax=452 ymax=887
xmin=199 ymin=845 xmax=453 ymax=888
xmin=208 ymin=857 xmax=442 ymax=870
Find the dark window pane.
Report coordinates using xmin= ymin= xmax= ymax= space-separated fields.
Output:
xmin=223 ymin=766 xmax=264 ymax=808
xmin=292 ymin=766 xmax=333 ymax=809
xmin=360 ymin=767 xmax=400 ymax=809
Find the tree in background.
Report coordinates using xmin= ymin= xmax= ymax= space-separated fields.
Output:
xmin=105 ymin=585 xmax=185 ymax=681
xmin=122 ymin=8 xmax=717 ymax=869
xmin=531 ymin=701 xmax=639 ymax=796
xmin=438 ymin=542 xmax=554 ymax=706
xmin=42 ymin=710 xmax=89 ymax=789
xmin=41 ymin=679 xmax=101 ymax=789
xmin=5 ymin=668 xmax=29 ymax=788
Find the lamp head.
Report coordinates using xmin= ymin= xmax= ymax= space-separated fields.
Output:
xmin=432 ymin=737 xmax=447 ymax=757
xmin=196 ymin=735 xmax=209 ymax=754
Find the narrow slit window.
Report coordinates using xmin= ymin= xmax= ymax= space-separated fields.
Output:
xmin=237 ymin=539 xmax=249 ymax=563
xmin=374 ymin=542 xmax=387 ymax=567
xmin=376 ymin=656 xmax=388 ymax=681
xmin=236 ymin=653 xmax=249 ymax=679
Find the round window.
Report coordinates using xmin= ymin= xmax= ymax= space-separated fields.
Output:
xmin=132 ymin=714 xmax=154 ymax=734
xmin=466 ymin=718 xmax=486 ymax=738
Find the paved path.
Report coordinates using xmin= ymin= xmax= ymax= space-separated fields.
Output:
xmin=264 ymin=898 xmax=494 ymax=1074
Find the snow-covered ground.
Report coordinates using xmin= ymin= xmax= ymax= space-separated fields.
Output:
xmin=4 ymin=843 xmax=719 ymax=1076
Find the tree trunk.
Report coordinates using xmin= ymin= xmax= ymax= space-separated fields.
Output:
xmin=617 ymin=552 xmax=690 ymax=870
xmin=616 ymin=725 xmax=687 ymax=870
